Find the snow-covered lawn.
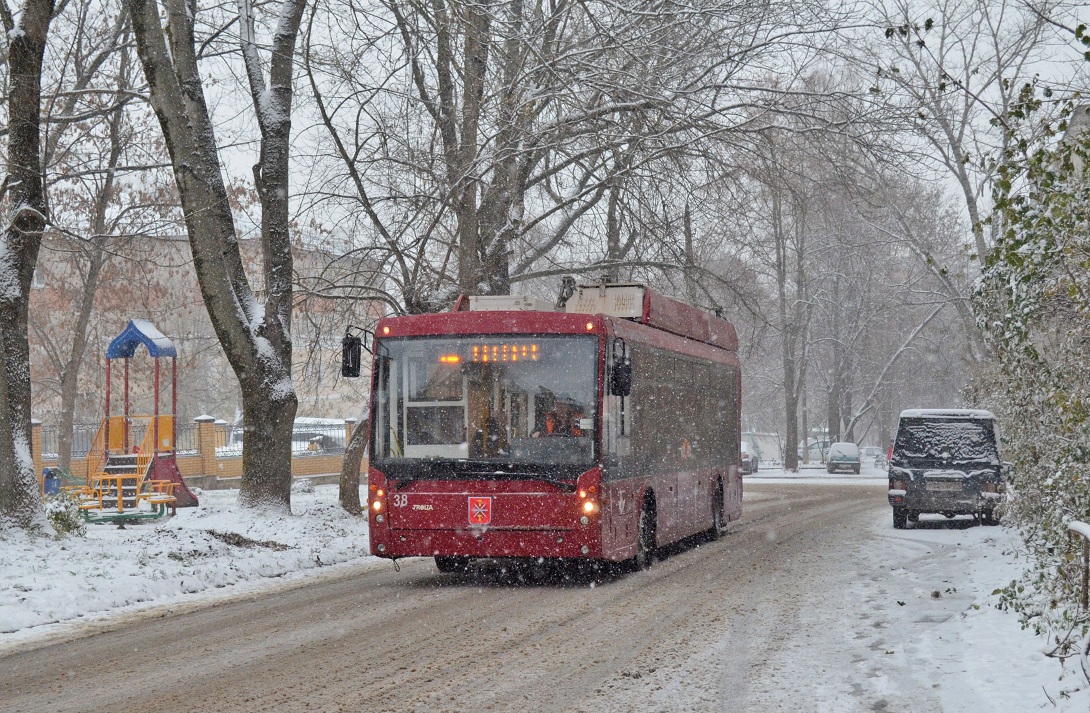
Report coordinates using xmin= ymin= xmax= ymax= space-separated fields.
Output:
xmin=1 ymin=475 xmax=1088 ymax=710
xmin=0 ymin=483 xmax=379 ymax=646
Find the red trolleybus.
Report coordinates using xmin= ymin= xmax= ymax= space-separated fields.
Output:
xmin=363 ymin=283 xmax=742 ymax=572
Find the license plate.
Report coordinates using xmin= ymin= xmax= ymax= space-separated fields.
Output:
xmin=927 ymin=481 xmax=961 ymax=492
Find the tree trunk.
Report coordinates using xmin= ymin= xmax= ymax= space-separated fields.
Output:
xmin=0 ymin=0 xmax=56 ymax=528
xmin=339 ymin=419 xmax=368 ymax=514
xmin=774 ymin=190 xmax=800 ymax=473
xmin=455 ymin=2 xmax=490 ymax=294
xmin=126 ymin=0 xmax=304 ymax=511
xmin=827 ymin=274 xmax=841 ymax=443
xmin=56 ymin=244 xmax=109 ymax=471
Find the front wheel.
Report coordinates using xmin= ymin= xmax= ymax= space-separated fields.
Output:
xmin=893 ymin=507 xmax=908 ymax=529
xmin=632 ymin=503 xmax=656 ymax=571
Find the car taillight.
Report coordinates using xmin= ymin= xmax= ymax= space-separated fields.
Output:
xmin=891 ymin=480 xmax=905 ymax=492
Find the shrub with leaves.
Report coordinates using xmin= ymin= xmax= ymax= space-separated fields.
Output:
xmin=43 ymin=489 xmax=86 ymax=538
xmin=976 ymin=97 xmax=1090 ymax=658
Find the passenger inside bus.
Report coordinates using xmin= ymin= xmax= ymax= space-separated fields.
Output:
xmin=532 ymin=395 xmax=585 ymax=438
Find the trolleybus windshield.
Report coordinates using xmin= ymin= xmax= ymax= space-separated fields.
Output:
xmin=372 ymin=335 xmax=597 ymax=471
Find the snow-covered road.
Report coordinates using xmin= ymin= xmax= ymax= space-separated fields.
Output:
xmin=1 ymin=478 xmax=1084 ymax=712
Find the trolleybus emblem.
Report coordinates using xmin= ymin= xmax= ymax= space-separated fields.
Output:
xmin=469 ymin=497 xmax=492 ymax=525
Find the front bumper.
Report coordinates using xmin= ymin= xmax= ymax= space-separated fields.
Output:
xmin=888 ymin=489 xmax=996 ymax=514
xmin=371 ymin=526 xmax=607 ymax=560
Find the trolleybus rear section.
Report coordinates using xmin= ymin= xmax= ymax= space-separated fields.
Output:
xmin=360 ymin=284 xmax=742 ymax=569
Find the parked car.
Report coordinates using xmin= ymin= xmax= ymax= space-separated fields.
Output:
xmin=887 ymin=409 xmax=1005 ymax=529
xmin=826 ymin=442 xmax=861 ymax=474
xmin=741 ymin=441 xmax=758 ymax=474
xmin=798 ymin=439 xmax=830 ymax=462
xmin=861 ymin=445 xmax=885 ymax=468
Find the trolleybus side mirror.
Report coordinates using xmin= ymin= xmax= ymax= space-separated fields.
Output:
xmin=342 ymin=325 xmax=374 ymax=378
xmin=342 ymin=333 xmax=362 ymax=377
xmin=610 ymin=338 xmax=632 ymax=397
xmin=610 ymin=358 xmax=632 ymax=396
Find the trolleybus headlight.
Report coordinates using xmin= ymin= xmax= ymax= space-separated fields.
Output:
xmin=582 ymin=500 xmax=596 ymax=514
xmin=372 ymin=500 xmax=383 ymax=512
xmin=376 ymin=514 xmax=384 ymax=523
xmin=580 ymin=515 xmax=590 ymax=525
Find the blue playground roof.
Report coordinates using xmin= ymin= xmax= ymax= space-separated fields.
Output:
xmin=106 ymin=319 xmax=177 ymax=359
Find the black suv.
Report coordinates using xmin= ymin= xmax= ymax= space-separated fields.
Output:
xmin=887 ymin=409 xmax=1005 ymax=529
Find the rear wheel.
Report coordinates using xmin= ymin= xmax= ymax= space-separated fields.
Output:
xmin=893 ymin=507 xmax=908 ymax=529
xmin=710 ymin=481 xmax=726 ymax=540
xmin=434 ymin=556 xmax=470 ymax=574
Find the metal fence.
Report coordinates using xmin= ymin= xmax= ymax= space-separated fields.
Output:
xmin=290 ymin=422 xmax=347 ymax=455
xmin=41 ymin=420 xmax=348 ymax=459
xmin=215 ymin=422 xmax=347 ymax=457
xmin=175 ymin=422 xmax=199 ymax=455
xmin=40 ymin=423 xmax=100 ymax=459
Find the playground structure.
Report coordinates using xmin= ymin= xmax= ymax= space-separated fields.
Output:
xmin=67 ymin=320 xmax=199 ymax=523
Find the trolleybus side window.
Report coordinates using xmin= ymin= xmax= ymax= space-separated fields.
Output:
xmin=618 ymin=343 xmax=736 ymax=472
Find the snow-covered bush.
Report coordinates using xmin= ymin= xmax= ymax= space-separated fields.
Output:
xmin=291 ymin=478 xmax=315 ymax=494
xmin=44 ymin=489 xmax=86 ymax=538
xmin=975 ymin=96 xmax=1090 ymax=659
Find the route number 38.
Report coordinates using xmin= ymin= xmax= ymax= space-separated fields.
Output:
xmin=392 ymin=494 xmax=408 ymax=507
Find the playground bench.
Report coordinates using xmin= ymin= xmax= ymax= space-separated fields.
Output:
xmin=64 ymin=475 xmax=176 ymax=522
xmin=65 ymin=485 xmax=102 ymax=512
xmin=138 ymin=480 xmax=178 ymax=515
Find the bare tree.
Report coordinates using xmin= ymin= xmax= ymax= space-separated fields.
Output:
xmin=302 ymin=0 xmax=857 ymax=309
xmin=872 ymin=0 xmax=1052 ymax=263
xmin=125 ymin=0 xmax=307 ymax=510
xmin=31 ymin=6 xmax=159 ymax=470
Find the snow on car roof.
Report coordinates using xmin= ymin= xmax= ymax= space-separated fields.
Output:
xmin=898 ymin=408 xmax=995 ymax=419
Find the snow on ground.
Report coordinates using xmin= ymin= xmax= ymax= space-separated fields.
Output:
xmin=0 ymin=483 xmax=379 ymax=648
xmin=2 ymin=470 xmax=1089 ymax=711
xmin=750 ymin=462 xmax=1090 ymax=711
